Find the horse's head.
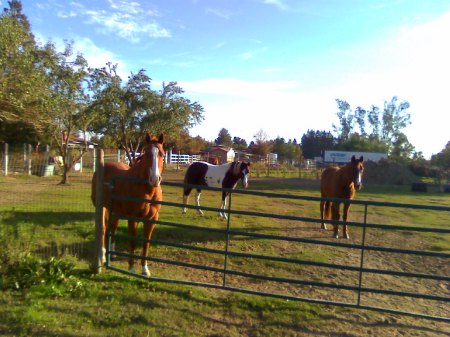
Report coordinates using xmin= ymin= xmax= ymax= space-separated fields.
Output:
xmin=143 ymin=133 xmax=165 ymax=187
xmin=350 ymin=155 xmax=364 ymax=190
xmin=233 ymin=162 xmax=251 ymax=188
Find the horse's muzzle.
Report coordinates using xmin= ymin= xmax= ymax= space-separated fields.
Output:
xmin=241 ymin=177 xmax=249 ymax=189
xmin=355 ymin=183 xmax=362 ymax=191
xmin=149 ymin=175 xmax=162 ymax=187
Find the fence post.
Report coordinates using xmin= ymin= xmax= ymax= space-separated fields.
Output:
xmin=92 ymin=149 xmax=96 ymax=173
xmin=93 ymin=148 xmax=104 ymax=274
xmin=3 ymin=143 xmax=8 ymax=176
xmin=222 ymin=193 xmax=233 ymax=288
xmin=357 ymin=204 xmax=368 ymax=306
xmin=79 ymin=148 xmax=83 ymax=173
xmin=27 ymin=144 xmax=32 ymax=175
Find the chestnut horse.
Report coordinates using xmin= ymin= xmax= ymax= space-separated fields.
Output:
xmin=320 ymin=155 xmax=364 ymax=239
xmin=182 ymin=161 xmax=251 ymax=219
xmin=91 ymin=133 xmax=165 ymax=276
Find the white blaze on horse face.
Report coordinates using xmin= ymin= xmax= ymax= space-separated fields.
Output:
xmin=355 ymin=170 xmax=363 ymax=190
xmin=148 ymin=146 xmax=161 ymax=187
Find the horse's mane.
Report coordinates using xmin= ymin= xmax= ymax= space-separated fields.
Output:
xmin=231 ymin=161 xmax=242 ymax=176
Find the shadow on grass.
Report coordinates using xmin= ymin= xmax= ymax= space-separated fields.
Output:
xmin=0 ymin=210 xmax=96 ymax=262
xmin=0 ymin=210 xmax=94 ymax=227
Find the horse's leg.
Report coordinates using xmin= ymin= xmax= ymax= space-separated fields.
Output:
xmin=109 ymin=218 xmax=119 ymax=260
xmin=331 ymin=202 xmax=340 ymax=239
xmin=141 ymin=214 xmax=158 ymax=276
xmin=127 ymin=220 xmax=138 ymax=272
xmin=320 ymin=201 xmax=329 ymax=230
xmin=101 ymin=207 xmax=108 ymax=264
xmin=219 ymin=192 xmax=228 ymax=220
xmin=195 ymin=189 xmax=204 ymax=216
xmin=182 ymin=188 xmax=191 ymax=214
xmin=342 ymin=202 xmax=351 ymax=239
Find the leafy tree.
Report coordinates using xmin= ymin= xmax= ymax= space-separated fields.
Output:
xmin=332 ymin=99 xmax=353 ymax=143
xmin=431 ymin=141 xmax=450 ymax=169
xmin=354 ymin=106 xmax=367 ymax=137
xmin=388 ymin=133 xmax=415 ymax=163
xmin=301 ymin=130 xmax=335 ymax=159
xmin=3 ymin=0 xmax=30 ymax=30
xmin=41 ymin=41 xmax=90 ymax=184
xmin=338 ymin=133 xmax=389 ymax=153
xmin=367 ymin=105 xmax=381 ymax=139
xmin=89 ymin=63 xmax=153 ymax=163
xmin=167 ymin=131 xmax=208 ymax=154
xmin=332 ymin=97 xmax=414 ymax=160
xmin=232 ymin=136 xmax=248 ymax=150
xmin=272 ymin=137 xmax=301 ymax=164
xmin=380 ymin=96 xmax=411 ymax=151
xmin=215 ymin=128 xmax=233 ymax=147
xmin=143 ymin=81 xmax=204 ymax=144
xmin=90 ymin=71 xmax=204 ymax=163
xmin=250 ymin=129 xmax=271 ymax=157
xmin=0 ymin=2 xmax=50 ymax=135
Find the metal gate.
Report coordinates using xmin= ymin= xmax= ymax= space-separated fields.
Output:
xmin=101 ymin=178 xmax=450 ymax=323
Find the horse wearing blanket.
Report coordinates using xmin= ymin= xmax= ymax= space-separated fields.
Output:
xmin=182 ymin=161 xmax=251 ymax=219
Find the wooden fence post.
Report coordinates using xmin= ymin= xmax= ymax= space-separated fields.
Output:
xmin=27 ymin=144 xmax=32 ymax=175
xmin=3 ymin=143 xmax=8 ymax=176
xmin=93 ymin=148 xmax=104 ymax=274
xmin=92 ymin=149 xmax=96 ymax=173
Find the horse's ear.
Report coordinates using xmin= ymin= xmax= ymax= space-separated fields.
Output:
xmin=351 ymin=155 xmax=356 ymax=162
xmin=145 ymin=132 xmax=151 ymax=144
xmin=359 ymin=156 xmax=364 ymax=162
xmin=158 ymin=133 xmax=164 ymax=144
xmin=247 ymin=162 xmax=251 ymax=167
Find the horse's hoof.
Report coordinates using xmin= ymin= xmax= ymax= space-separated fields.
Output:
xmin=344 ymin=233 xmax=350 ymax=239
xmin=101 ymin=247 xmax=106 ymax=262
xmin=142 ymin=265 xmax=151 ymax=277
xmin=333 ymin=234 xmax=339 ymax=239
xmin=128 ymin=266 xmax=136 ymax=274
xmin=321 ymin=224 xmax=327 ymax=230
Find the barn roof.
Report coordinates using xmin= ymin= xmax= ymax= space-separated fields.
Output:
xmin=202 ymin=145 xmax=233 ymax=153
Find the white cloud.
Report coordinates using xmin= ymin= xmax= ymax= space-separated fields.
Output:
xmin=57 ymin=1 xmax=171 ymax=42
xmin=205 ymin=8 xmax=241 ymax=19
xmin=182 ymin=78 xmax=324 ymax=143
xmin=333 ymin=11 xmax=450 ymax=157
xmin=238 ymin=46 xmax=268 ymax=60
xmin=184 ymin=11 xmax=450 ymax=157
xmin=260 ymin=0 xmax=288 ymax=11
xmin=72 ymin=37 xmax=131 ymax=78
xmin=182 ymin=78 xmax=301 ymax=99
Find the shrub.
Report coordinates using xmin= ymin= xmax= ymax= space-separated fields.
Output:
xmin=0 ymin=226 xmax=85 ymax=297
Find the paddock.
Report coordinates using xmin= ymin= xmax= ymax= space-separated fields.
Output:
xmin=100 ymin=178 xmax=450 ymax=323
xmin=1 ymin=170 xmax=449 ymax=335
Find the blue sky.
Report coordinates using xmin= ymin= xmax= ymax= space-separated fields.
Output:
xmin=14 ymin=0 xmax=450 ymax=158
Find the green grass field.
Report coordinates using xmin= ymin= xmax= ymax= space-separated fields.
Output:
xmin=0 ymin=170 xmax=449 ymax=336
